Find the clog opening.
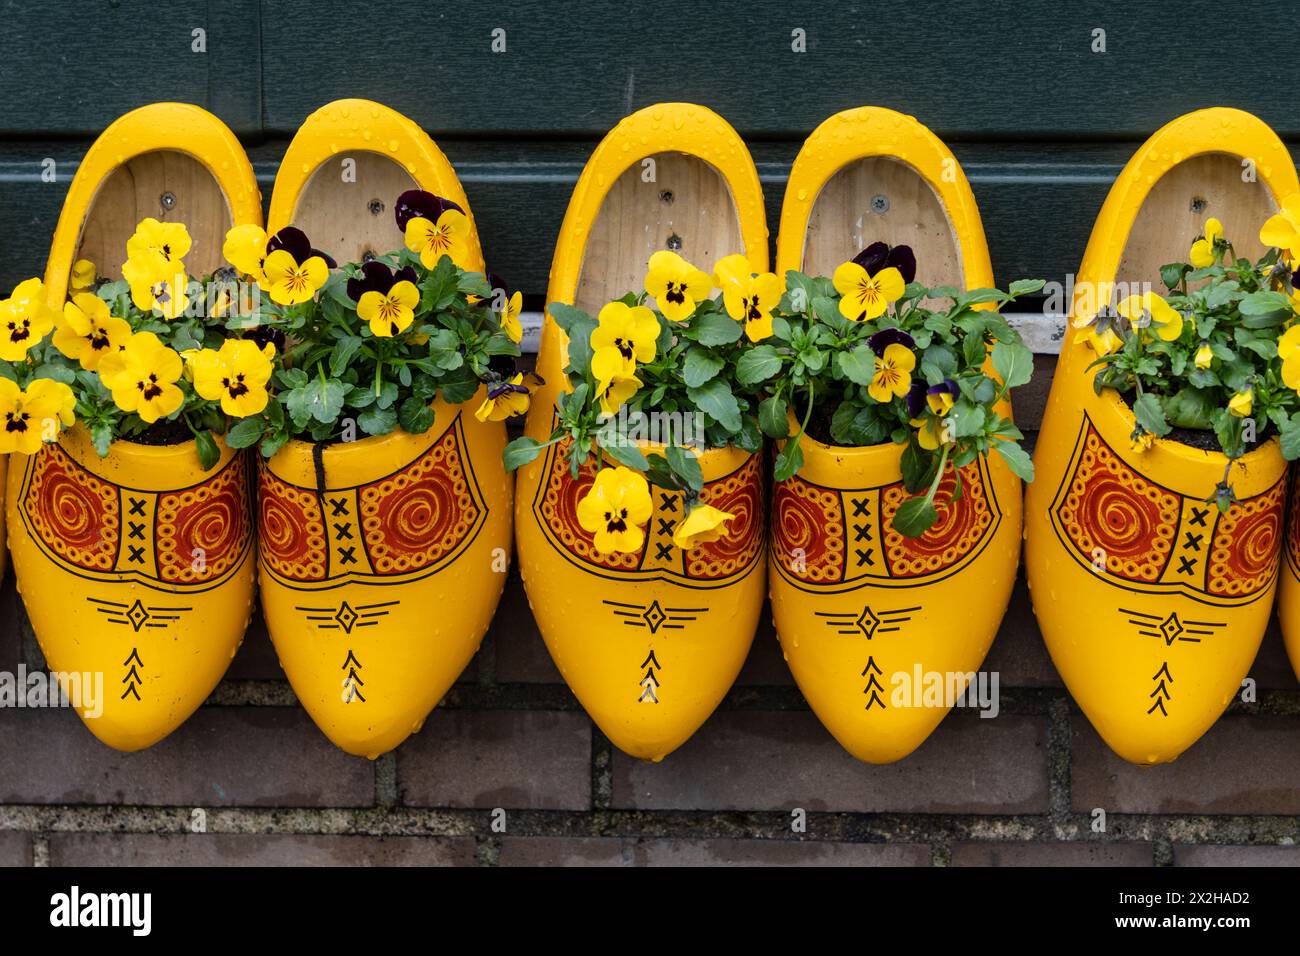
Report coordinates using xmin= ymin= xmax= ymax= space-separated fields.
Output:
xmin=290 ymin=152 xmax=419 ymax=266
xmin=803 ymin=156 xmax=963 ymax=288
xmin=574 ymin=152 xmax=743 ymax=315
xmin=76 ymin=150 xmax=233 ymax=280
xmin=1115 ymin=153 xmax=1277 ymax=294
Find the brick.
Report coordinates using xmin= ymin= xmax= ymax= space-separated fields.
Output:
xmin=982 ymin=575 xmax=1062 ymax=687
xmin=491 ymin=570 xmax=561 ymax=683
xmin=1072 ymin=715 xmax=1300 ymax=814
xmin=951 ymin=842 xmax=1153 ymax=866
xmin=612 ymin=711 xmax=1047 ymax=813
xmin=0 ymin=831 xmax=33 ymax=867
xmin=737 ymin=606 xmax=795 ymax=686
xmin=225 ymin=613 xmax=283 ymax=680
xmin=0 ymin=707 xmax=374 ymax=806
xmin=1247 ymin=618 xmax=1297 ymax=691
xmin=498 ymin=836 xmax=930 ymax=866
xmin=1174 ymin=845 xmax=1300 ymax=867
xmin=399 ymin=709 xmax=590 ymax=809
xmin=48 ymin=833 xmax=475 ymax=866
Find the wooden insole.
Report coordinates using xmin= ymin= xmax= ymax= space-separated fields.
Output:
xmin=289 ymin=152 xmax=419 ymax=266
xmin=575 ymin=152 xmax=744 ymax=315
xmin=77 ymin=150 xmax=232 ymax=280
xmin=1116 ymin=153 xmax=1278 ymax=291
xmin=804 ymin=157 xmax=963 ymax=288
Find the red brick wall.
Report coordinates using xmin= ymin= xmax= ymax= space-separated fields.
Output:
xmin=2 ymin=552 xmax=1299 ymax=867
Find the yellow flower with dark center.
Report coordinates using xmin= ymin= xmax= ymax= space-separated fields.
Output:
xmin=576 ymin=466 xmax=653 ymax=553
xmin=714 ymin=253 xmax=784 ymax=342
xmin=262 ymin=248 xmax=328 ymax=306
xmin=0 ymin=277 xmax=57 ymax=361
xmin=474 ymin=373 xmax=531 ymax=422
xmin=70 ymin=259 xmax=97 ymax=292
xmin=1189 ymin=218 xmax=1223 ymax=268
xmin=672 ymin=503 xmax=735 ymax=550
xmin=592 ymin=346 xmax=643 ymax=415
xmin=405 ymin=209 xmax=470 ymax=269
xmin=188 ymin=339 xmax=276 ymax=417
xmin=223 ymin=224 xmax=270 ymax=281
xmin=591 ymin=301 xmax=658 ymax=367
xmin=832 ymin=260 xmax=905 ymax=321
xmin=645 ymin=250 xmax=712 ymax=322
xmin=122 ymin=252 xmax=190 ymax=319
xmin=98 ymin=331 xmax=185 ymax=423
xmin=500 ymin=290 xmax=524 ymax=344
xmin=1194 ymin=342 xmax=1214 ymax=370
xmin=1116 ymin=291 xmax=1183 ymax=342
xmin=1280 ymin=325 xmax=1300 ymax=393
xmin=358 ymin=279 xmax=420 ymax=337
xmin=0 ymin=377 xmax=75 ymax=454
xmin=1260 ymin=194 xmax=1300 ymax=264
xmin=911 ymin=416 xmax=944 ymax=450
xmin=126 ymin=217 xmax=192 ymax=264
xmin=55 ymin=293 xmax=131 ymax=370
xmin=868 ymin=342 xmax=915 ymax=403
xmin=1228 ymin=388 xmax=1253 ymax=418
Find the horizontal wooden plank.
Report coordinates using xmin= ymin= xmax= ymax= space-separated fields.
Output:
xmin=260 ymin=0 xmax=1300 ymax=137
xmin=0 ymin=0 xmax=260 ymax=135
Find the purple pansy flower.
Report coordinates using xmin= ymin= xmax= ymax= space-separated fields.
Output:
xmin=267 ymin=226 xmax=336 ymax=269
xmin=346 ymin=260 xmax=418 ymax=303
xmin=394 ymin=189 xmax=464 ymax=232
xmin=852 ymin=241 xmax=917 ymax=285
xmin=927 ymin=379 xmax=960 ymax=413
xmin=905 ymin=379 xmax=928 ymax=419
xmin=868 ymin=327 xmax=916 ymax=356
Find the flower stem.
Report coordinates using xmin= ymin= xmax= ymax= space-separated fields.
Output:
xmin=925 ymin=443 xmax=951 ymax=504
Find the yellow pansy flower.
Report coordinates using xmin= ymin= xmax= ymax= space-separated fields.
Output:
xmin=126 ymin=217 xmax=191 ymax=264
xmin=1279 ymin=325 xmax=1300 ymax=392
xmin=592 ymin=346 xmax=643 ymax=416
xmin=591 ymin=301 xmax=658 ymax=367
xmin=911 ymin=416 xmax=945 ymax=450
xmin=405 ymin=209 xmax=470 ymax=270
xmin=98 ymin=331 xmax=185 ymax=423
xmin=70 ymin=259 xmax=97 ymax=292
xmin=500 ymin=290 xmax=524 ymax=344
xmin=714 ymin=253 xmax=784 ymax=342
xmin=1260 ymin=194 xmax=1300 ymax=264
xmin=868 ymin=342 xmax=915 ymax=403
xmin=672 ymin=503 xmax=735 ymax=550
xmin=122 ymin=252 xmax=190 ymax=319
xmin=1130 ymin=430 xmax=1155 ymax=453
xmin=1228 ymin=388 xmax=1253 ymax=418
xmin=1189 ymin=218 xmax=1223 ymax=268
xmin=833 ymin=260 xmax=905 ymax=322
xmin=1194 ymin=342 xmax=1214 ymax=369
xmin=223 ymin=224 xmax=270 ymax=281
xmin=188 ymin=339 xmax=276 ymax=418
xmin=474 ymin=373 xmax=531 ymax=422
xmin=262 ymin=248 xmax=328 ymax=306
xmin=0 ymin=377 xmax=75 ymax=454
xmin=645 ymin=250 xmax=712 ymax=322
xmin=1083 ymin=325 xmax=1122 ymax=355
xmin=55 ymin=293 xmax=131 ymax=370
xmin=0 ymin=277 xmax=57 ymax=361
xmin=359 ymin=279 xmax=419 ymax=337
xmin=576 ymin=466 xmax=653 ymax=553
xmin=1116 ymin=292 xmax=1183 ymax=342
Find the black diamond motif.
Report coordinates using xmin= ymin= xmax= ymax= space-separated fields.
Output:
xmin=126 ymin=600 xmax=150 ymax=632
xmin=1159 ymin=612 xmax=1183 ymax=646
xmin=335 ymin=602 xmax=360 ymax=634
xmin=855 ymin=606 xmax=881 ymax=639
xmin=642 ymin=601 xmax=667 ymax=634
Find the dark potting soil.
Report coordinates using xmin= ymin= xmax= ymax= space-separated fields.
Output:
xmin=126 ymin=418 xmax=195 ymax=447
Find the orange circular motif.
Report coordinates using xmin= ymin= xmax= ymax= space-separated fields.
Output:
xmin=258 ymin=465 xmax=327 ymax=581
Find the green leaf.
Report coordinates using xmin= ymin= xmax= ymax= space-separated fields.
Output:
xmin=1008 ymin=278 xmax=1046 ymax=298
xmin=993 ymin=440 xmax=1035 ymax=482
xmin=836 ymin=346 xmax=875 ymax=386
xmin=194 ymin=430 xmax=220 ymax=471
xmin=759 ymin=396 xmax=790 ymax=438
xmin=692 ymin=312 xmax=744 ymax=346
xmin=1132 ymin=392 xmax=1171 ymax=437
xmin=1239 ymin=290 xmax=1291 ymax=315
xmin=892 ymin=496 xmax=938 ymax=537
xmin=1160 ymin=262 xmax=1190 ymax=291
xmin=225 ymin=416 xmax=265 ymax=449
xmin=330 ymin=335 xmax=364 ymax=376
xmin=736 ymin=345 xmax=782 ymax=385
xmin=503 ymin=436 xmax=544 ymax=471
xmin=398 ymin=397 xmax=436 ymax=435
xmin=1281 ymin=414 xmax=1300 ymax=460
xmin=666 ymin=444 xmax=704 ymax=492
xmin=602 ymin=440 xmax=649 ymax=471
xmin=773 ymin=434 xmax=804 ymax=482
xmin=991 ymin=341 xmax=1034 ymax=390
xmin=358 ymin=405 xmax=398 ymax=436
xmin=682 ymin=348 xmax=725 ymax=388
xmin=687 ymin=378 xmax=742 ymax=432
xmin=899 ymin=440 xmax=937 ymax=493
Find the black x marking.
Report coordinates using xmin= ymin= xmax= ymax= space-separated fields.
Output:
xmin=1189 ymin=507 xmax=1209 ymax=527
xmin=329 ymin=497 xmax=349 ymax=517
xmin=128 ymin=521 xmax=145 ymax=540
xmin=855 ymin=548 xmax=875 ymax=567
xmin=337 ymin=546 xmax=357 ymax=566
xmin=1183 ymin=531 xmax=1202 ymax=551
xmin=334 ymin=522 xmax=353 ymax=540
xmin=854 ymin=523 xmax=871 ymax=542
xmin=128 ymin=497 xmax=146 ymax=516
xmin=127 ymin=545 xmax=145 ymax=564
xmin=659 ymin=494 xmax=677 ymax=513
xmin=657 ymin=518 xmax=676 ymax=536
xmin=655 ymin=543 xmax=673 ymax=560
xmin=1177 ymin=556 xmax=1197 ymax=576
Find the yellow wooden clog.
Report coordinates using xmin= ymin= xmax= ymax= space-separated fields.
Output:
xmin=770 ymin=107 xmax=1022 ymax=763
xmin=1025 ymin=108 xmax=1296 ymax=765
xmin=262 ymin=99 xmax=510 ymax=758
xmin=515 ymin=104 xmax=768 ymax=761
xmin=6 ymin=102 xmax=261 ymax=751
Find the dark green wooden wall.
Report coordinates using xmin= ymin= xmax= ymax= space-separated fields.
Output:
xmin=2 ymin=0 xmax=1296 ymax=337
